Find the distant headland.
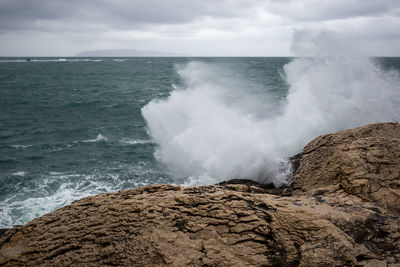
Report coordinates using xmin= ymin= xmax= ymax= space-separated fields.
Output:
xmin=75 ymin=49 xmax=189 ymax=57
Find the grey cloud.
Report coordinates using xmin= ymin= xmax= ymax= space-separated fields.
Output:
xmin=346 ymin=18 xmax=400 ymax=42
xmin=1 ymin=0 xmax=399 ymax=56
xmin=265 ymin=0 xmax=400 ymax=21
xmin=0 ymin=0 xmax=257 ymax=32
xmin=0 ymin=0 xmax=76 ymax=31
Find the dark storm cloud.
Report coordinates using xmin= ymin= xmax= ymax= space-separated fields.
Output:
xmin=265 ymin=0 xmax=400 ymax=21
xmin=0 ymin=0 xmax=256 ymax=32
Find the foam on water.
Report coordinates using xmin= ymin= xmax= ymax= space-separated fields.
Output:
xmin=81 ymin=134 xmax=108 ymax=143
xmin=142 ymin=49 xmax=400 ymax=186
xmin=0 ymin=182 xmax=92 ymax=227
xmin=120 ymin=138 xmax=153 ymax=145
xmin=10 ymin=144 xmax=33 ymax=149
xmin=0 ymin=58 xmax=104 ymax=63
xmin=11 ymin=171 xmax=26 ymax=176
xmin=0 ymin=162 xmax=166 ymax=227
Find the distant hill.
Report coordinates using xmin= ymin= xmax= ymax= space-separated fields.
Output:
xmin=75 ymin=49 xmax=189 ymax=57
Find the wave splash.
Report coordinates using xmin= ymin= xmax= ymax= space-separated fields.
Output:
xmin=81 ymin=134 xmax=108 ymax=143
xmin=142 ymin=57 xmax=400 ymax=186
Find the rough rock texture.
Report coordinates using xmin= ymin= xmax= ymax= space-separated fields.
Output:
xmin=292 ymin=122 xmax=400 ymax=212
xmin=0 ymin=123 xmax=399 ymax=266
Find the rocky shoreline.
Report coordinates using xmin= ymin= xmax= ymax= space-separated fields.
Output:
xmin=0 ymin=123 xmax=399 ymax=266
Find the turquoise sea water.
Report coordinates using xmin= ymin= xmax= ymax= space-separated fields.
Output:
xmin=1 ymin=57 xmax=399 ymax=227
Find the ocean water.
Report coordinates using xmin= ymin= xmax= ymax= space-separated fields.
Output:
xmin=1 ymin=57 xmax=400 ymax=227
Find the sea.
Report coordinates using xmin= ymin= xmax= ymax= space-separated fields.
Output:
xmin=1 ymin=57 xmax=400 ymax=227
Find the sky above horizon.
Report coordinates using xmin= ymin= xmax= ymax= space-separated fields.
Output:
xmin=0 ymin=0 xmax=399 ymax=56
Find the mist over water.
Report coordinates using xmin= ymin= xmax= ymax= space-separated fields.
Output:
xmin=143 ymin=49 xmax=400 ymax=186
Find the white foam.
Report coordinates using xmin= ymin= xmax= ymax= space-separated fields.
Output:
xmin=49 ymin=171 xmax=67 ymax=175
xmin=0 ymin=59 xmax=27 ymax=63
xmin=10 ymin=144 xmax=33 ymax=149
xmin=0 ymin=164 xmax=161 ymax=227
xmin=0 ymin=185 xmax=92 ymax=227
xmin=142 ymin=62 xmax=290 ymax=186
xmin=120 ymin=138 xmax=153 ymax=145
xmin=0 ymin=58 xmax=104 ymax=63
xmin=11 ymin=171 xmax=26 ymax=176
xmin=82 ymin=134 xmax=108 ymax=143
xmin=142 ymin=55 xmax=400 ymax=186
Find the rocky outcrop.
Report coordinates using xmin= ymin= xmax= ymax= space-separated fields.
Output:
xmin=0 ymin=123 xmax=399 ymax=266
xmin=292 ymin=122 xmax=400 ymax=213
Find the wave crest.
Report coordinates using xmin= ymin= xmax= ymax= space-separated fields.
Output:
xmin=142 ymin=57 xmax=400 ymax=186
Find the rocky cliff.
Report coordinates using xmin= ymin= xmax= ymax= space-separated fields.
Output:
xmin=0 ymin=123 xmax=399 ymax=266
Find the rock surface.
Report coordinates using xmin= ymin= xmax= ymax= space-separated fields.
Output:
xmin=292 ymin=122 xmax=400 ymax=212
xmin=0 ymin=123 xmax=399 ymax=266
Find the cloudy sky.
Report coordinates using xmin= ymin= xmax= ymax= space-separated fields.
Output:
xmin=0 ymin=0 xmax=399 ymax=56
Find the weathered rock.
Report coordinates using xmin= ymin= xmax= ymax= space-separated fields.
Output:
xmin=292 ymin=122 xmax=400 ymax=212
xmin=0 ymin=123 xmax=399 ymax=266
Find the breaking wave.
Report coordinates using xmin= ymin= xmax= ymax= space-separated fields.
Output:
xmin=142 ymin=56 xmax=400 ymax=186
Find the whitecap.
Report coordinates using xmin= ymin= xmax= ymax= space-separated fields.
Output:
xmin=120 ymin=138 xmax=153 ymax=145
xmin=10 ymin=144 xmax=32 ymax=149
xmin=82 ymin=134 xmax=108 ymax=143
xmin=49 ymin=171 xmax=67 ymax=175
xmin=0 ymin=59 xmax=27 ymax=63
xmin=11 ymin=171 xmax=26 ymax=176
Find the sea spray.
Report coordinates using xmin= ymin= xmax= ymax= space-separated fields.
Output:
xmin=142 ymin=57 xmax=400 ymax=186
xmin=277 ymin=56 xmax=400 ymax=156
xmin=142 ymin=62 xmax=290 ymax=186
